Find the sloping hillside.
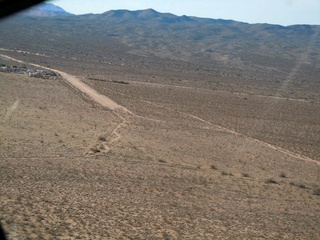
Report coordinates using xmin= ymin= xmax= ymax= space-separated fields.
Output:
xmin=1 ymin=5 xmax=319 ymax=81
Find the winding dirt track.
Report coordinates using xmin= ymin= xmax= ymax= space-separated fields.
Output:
xmin=141 ymin=99 xmax=320 ymax=167
xmin=1 ymin=53 xmax=319 ymax=166
xmin=0 ymin=53 xmax=132 ymax=156
xmin=0 ymin=54 xmax=131 ymax=113
xmin=57 ymin=71 xmax=130 ymax=112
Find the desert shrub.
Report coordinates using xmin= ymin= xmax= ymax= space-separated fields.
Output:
xmin=299 ymin=183 xmax=306 ymax=189
xmin=98 ymin=135 xmax=107 ymax=141
xmin=279 ymin=172 xmax=287 ymax=178
xmin=290 ymin=182 xmax=306 ymax=189
xmin=210 ymin=164 xmax=217 ymax=170
xmin=265 ymin=178 xmax=278 ymax=184
xmin=221 ymin=171 xmax=233 ymax=176
xmin=91 ymin=147 xmax=100 ymax=153
xmin=242 ymin=173 xmax=250 ymax=177
xmin=99 ymin=144 xmax=106 ymax=150
xmin=313 ymin=188 xmax=320 ymax=196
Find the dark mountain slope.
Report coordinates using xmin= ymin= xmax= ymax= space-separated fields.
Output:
xmin=20 ymin=3 xmax=73 ymax=17
xmin=0 ymin=4 xmax=319 ymax=81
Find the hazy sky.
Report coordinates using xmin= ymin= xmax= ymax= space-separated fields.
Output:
xmin=51 ymin=0 xmax=320 ymax=26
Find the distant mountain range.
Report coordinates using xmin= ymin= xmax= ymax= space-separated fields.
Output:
xmin=21 ymin=3 xmax=73 ymax=17
xmin=1 ymin=3 xmax=319 ymax=81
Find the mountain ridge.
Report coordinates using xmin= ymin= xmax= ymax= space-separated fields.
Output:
xmin=20 ymin=3 xmax=73 ymax=17
xmin=19 ymin=3 xmax=320 ymax=27
xmin=1 ymin=2 xmax=319 ymax=82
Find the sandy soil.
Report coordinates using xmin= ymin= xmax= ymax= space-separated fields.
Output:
xmin=1 ymin=52 xmax=320 ymax=239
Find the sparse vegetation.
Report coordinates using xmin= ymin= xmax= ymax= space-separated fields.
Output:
xmin=90 ymin=147 xmax=101 ymax=153
xmin=221 ymin=171 xmax=233 ymax=176
xmin=98 ymin=135 xmax=107 ymax=141
xmin=0 ymin=4 xmax=319 ymax=239
xmin=210 ymin=164 xmax=217 ymax=170
xmin=265 ymin=178 xmax=278 ymax=184
xmin=299 ymin=184 xmax=307 ymax=189
xmin=99 ymin=144 xmax=106 ymax=150
xmin=279 ymin=172 xmax=287 ymax=178
xmin=313 ymin=188 xmax=320 ymax=196
xmin=290 ymin=182 xmax=307 ymax=189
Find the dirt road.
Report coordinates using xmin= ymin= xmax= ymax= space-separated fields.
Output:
xmin=0 ymin=54 xmax=131 ymax=113
xmin=1 ymin=52 xmax=319 ymax=166
xmin=0 ymin=53 xmax=134 ymax=157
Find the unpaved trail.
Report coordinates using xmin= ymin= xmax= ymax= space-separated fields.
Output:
xmin=141 ymin=99 xmax=320 ymax=167
xmin=2 ymin=99 xmax=20 ymax=124
xmin=188 ymin=116 xmax=320 ymax=166
xmin=84 ymin=112 xmax=129 ymax=156
xmin=1 ymin=53 xmax=319 ymax=165
xmin=0 ymin=53 xmax=131 ymax=156
xmin=131 ymin=80 xmax=311 ymax=103
xmin=56 ymin=71 xmax=132 ymax=113
xmin=0 ymin=54 xmax=132 ymax=113
xmin=109 ymin=112 xmax=127 ymax=144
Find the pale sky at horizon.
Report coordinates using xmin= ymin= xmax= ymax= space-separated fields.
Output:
xmin=50 ymin=0 xmax=320 ymax=26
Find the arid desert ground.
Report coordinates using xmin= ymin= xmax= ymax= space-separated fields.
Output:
xmin=1 ymin=49 xmax=320 ymax=239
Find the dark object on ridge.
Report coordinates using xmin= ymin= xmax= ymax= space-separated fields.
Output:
xmin=0 ymin=0 xmax=46 ymax=19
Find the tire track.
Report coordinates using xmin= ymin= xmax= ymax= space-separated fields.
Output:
xmin=141 ymin=99 xmax=320 ymax=166
xmin=85 ymin=111 xmax=128 ymax=156
xmin=0 ymin=53 xmax=132 ymax=113
xmin=2 ymin=99 xmax=20 ymax=124
xmin=2 ymin=52 xmax=319 ymax=165
xmin=0 ymin=53 xmax=131 ymax=156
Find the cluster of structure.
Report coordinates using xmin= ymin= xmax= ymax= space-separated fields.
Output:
xmin=0 ymin=63 xmax=61 ymax=79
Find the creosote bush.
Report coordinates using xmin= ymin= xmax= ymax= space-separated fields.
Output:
xmin=279 ymin=172 xmax=287 ymax=178
xmin=210 ymin=165 xmax=217 ymax=170
xmin=313 ymin=188 xmax=320 ymax=196
xmin=98 ymin=135 xmax=107 ymax=141
xmin=91 ymin=147 xmax=100 ymax=153
xmin=265 ymin=178 xmax=278 ymax=184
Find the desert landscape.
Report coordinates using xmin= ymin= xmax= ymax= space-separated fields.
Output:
xmin=0 ymin=3 xmax=320 ymax=240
